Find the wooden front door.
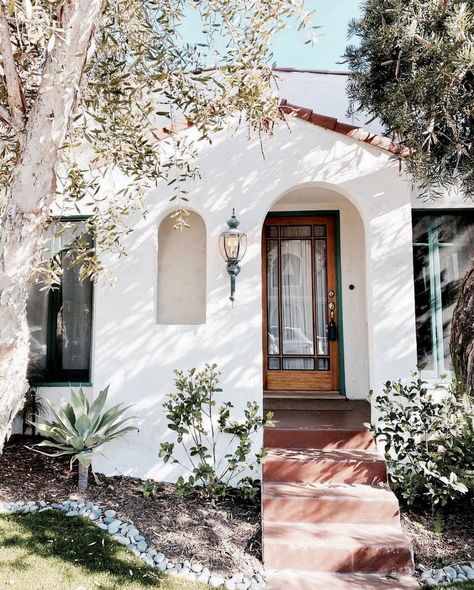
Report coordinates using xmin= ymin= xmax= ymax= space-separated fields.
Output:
xmin=263 ymin=215 xmax=340 ymax=393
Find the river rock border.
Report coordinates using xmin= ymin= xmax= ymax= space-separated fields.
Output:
xmin=0 ymin=499 xmax=265 ymax=590
xmin=421 ymin=564 xmax=474 ymax=586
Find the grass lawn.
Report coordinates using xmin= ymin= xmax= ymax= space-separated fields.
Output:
xmin=442 ymin=584 xmax=474 ymax=589
xmin=0 ymin=510 xmax=209 ymax=590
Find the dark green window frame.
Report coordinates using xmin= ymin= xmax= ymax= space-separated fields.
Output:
xmin=27 ymin=217 xmax=93 ymax=385
xmin=412 ymin=210 xmax=474 ymax=378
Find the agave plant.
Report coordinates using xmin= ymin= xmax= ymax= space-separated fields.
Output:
xmin=33 ymin=386 xmax=137 ymax=491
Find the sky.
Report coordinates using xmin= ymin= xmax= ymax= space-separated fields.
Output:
xmin=179 ymin=1 xmax=362 ymax=72
xmin=270 ymin=0 xmax=361 ymax=70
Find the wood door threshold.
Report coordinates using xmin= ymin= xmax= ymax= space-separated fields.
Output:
xmin=264 ymin=390 xmax=343 ymax=400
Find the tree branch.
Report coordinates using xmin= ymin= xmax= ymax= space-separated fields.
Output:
xmin=0 ymin=103 xmax=21 ymax=131
xmin=0 ymin=1 xmax=25 ymax=127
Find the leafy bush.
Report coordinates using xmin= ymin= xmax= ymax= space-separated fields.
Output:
xmin=33 ymin=386 xmax=138 ymax=491
xmin=159 ymin=364 xmax=271 ymax=499
xmin=370 ymin=373 xmax=474 ymax=508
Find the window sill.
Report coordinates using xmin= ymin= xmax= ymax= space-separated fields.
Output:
xmin=33 ymin=382 xmax=93 ymax=388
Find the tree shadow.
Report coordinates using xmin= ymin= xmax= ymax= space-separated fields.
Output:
xmin=0 ymin=511 xmax=172 ymax=588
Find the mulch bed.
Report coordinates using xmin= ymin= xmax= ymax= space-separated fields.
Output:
xmin=0 ymin=436 xmax=262 ymax=577
xmin=400 ymin=497 xmax=474 ymax=572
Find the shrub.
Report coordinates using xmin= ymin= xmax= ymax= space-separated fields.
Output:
xmin=370 ymin=373 xmax=474 ymax=508
xmin=33 ymin=386 xmax=138 ymax=491
xmin=159 ymin=364 xmax=271 ymax=499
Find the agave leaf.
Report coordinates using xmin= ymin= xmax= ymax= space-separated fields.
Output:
xmin=96 ymin=403 xmax=133 ymax=430
xmin=104 ymin=426 xmax=139 ymax=441
xmin=100 ymin=416 xmax=138 ymax=438
xmin=44 ymin=399 xmax=77 ymax=435
xmin=75 ymin=415 xmax=92 ymax=438
xmin=69 ymin=436 xmax=85 ymax=451
xmin=62 ymin=402 xmax=77 ymax=429
xmin=88 ymin=386 xmax=109 ymax=428
xmin=70 ymin=387 xmax=88 ymax=418
xmin=35 ymin=440 xmax=75 ymax=452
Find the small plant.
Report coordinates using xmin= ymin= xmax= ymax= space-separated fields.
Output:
xmin=32 ymin=386 xmax=138 ymax=491
xmin=20 ymin=385 xmax=45 ymax=435
xmin=159 ymin=364 xmax=271 ymax=499
xmin=141 ymin=481 xmax=156 ymax=498
xmin=370 ymin=372 xmax=474 ymax=509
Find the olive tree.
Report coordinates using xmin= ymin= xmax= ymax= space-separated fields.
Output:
xmin=0 ymin=0 xmax=312 ymax=449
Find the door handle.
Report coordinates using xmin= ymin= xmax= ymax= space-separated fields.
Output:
xmin=328 ymin=300 xmax=337 ymax=341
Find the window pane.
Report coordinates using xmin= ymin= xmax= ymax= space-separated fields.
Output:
xmin=26 ymin=282 xmax=49 ymax=375
xmin=281 ymin=225 xmax=312 ymax=238
xmin=283 ymin=358 xmax=314 ymax=370
xmin=61 ymin=259 xmax=93 ymax=371
xmin=315 ymin=239 xmax=328 ymax=356
xmin=268 ymin=358 xmax=280 ymax=370
xmin=313 ymin=225 xmax=326 ymax=237
xmin=317 ymin=358 xmax=330 ymax=371
xmin=439 ymin=241 xmax=473 ymax=371
xmin=266 ymin=240 xmax=280 ymax=354
xmin=413 ymin=244 xmax=435 ymax=371
xmin=281 ymin=240 xmax=314 ymax=355
xmin=412 ymin=215 xmax=431 ymax=243
xmin=266 ymin=225 xmax=278 ymax=238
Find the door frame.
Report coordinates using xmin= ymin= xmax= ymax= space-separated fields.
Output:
xmin=261 ymin=210 xmax=346 ymax=395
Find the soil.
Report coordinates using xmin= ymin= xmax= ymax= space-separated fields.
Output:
xmin=0 ymin=436 xmax=262 ymax=577
xmin=400 ymin=497 xmax=474 ymax=572
xmin=2 ymin=436 xmax=472 ymax=580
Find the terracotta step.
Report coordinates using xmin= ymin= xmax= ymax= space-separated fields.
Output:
xmin=264 ymin=426 xmax=375 ymax=450
xmin=263 ymin=482 xmax=400 ymax=525
xmin=263 ymin=448 xmax=387 ymax=485
xmin=263 ymin=522 xmax=414 ymax=574
xmin=266 ymin=570 xmax=419 ymax=590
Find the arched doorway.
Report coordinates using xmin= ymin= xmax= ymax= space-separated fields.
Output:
xmin=261 ymin=184 xmax=368 ymax=400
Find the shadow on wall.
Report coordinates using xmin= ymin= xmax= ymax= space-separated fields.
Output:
xmin=90 ymin=120 xmax=415 ymax=481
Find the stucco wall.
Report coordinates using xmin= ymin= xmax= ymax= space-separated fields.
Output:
xmin=57 ymin=118 xmax=416 ymax=481
xmin=20 ymin=73 xmax=474 ymax=480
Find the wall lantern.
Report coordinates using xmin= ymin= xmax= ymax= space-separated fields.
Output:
xmin=219 ymin=209 xmax=247 ymax=303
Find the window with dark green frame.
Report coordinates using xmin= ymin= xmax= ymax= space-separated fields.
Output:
xmin=27 ymin=220 xmax=93 ymax=384
xmin=412 ymin=212 xmax=474 ymax=378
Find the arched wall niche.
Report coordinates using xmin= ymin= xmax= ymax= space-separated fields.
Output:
xmin=156 ymin=210 xmax=207 ymax=325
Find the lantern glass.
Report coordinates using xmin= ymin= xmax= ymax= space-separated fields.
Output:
xmin=219 ymin=230 xmax=247 ymax=262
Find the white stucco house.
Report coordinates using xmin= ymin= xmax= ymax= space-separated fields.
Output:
xmin=23 ymin=69 xmax=474 ymax=483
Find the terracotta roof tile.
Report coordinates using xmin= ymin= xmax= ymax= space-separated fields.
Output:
xmin=279 ymin=99 xmax=403 ymax=156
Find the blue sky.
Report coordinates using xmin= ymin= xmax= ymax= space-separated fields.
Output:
xmin=179 ymin=1 xmax=361 ymax=71
xmin=270 ymin=0 xmax=361 ymax=70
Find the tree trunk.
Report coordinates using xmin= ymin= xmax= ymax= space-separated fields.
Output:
xmin=77 ymin=462 xmax=89 ymax=492
xmin=0 ymin=0 xmax=102 ymax=451
xmin=450 ymin=258 xmax=474 ymax=397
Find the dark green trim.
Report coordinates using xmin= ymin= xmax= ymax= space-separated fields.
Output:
xmin=265 ymin=210 xmax=346 ymax=396
xmin=34 ymin=382 xmax=93 ymax=388
xmin=334 ymin=213 xmax=346 ymax=396
xmin=412 ymin=208 xmax=474 ymax=214
xmin=27 ymin=217 xmax=94 ymax=385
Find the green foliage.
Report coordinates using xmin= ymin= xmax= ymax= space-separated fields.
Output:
xmin=159 ymin=364 xmax=271 ymax=499
xmin=370 ymin=373 xmax=474 ymax=507
xmin=346 ymin=0 xmax=474 ymax=198
xmin=140 ymin=480 xmax=156 ymax=498
xmin=1 ymin=0 xmax=313 ymax=282
xmin=33 ymin=386 xmax=138 ymax=468
xmin=19 ymin=385 xmax=45 ymax=435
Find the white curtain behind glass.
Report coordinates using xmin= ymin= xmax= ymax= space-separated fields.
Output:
xmin=281 ymin=240 xmax=314 ymax=368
